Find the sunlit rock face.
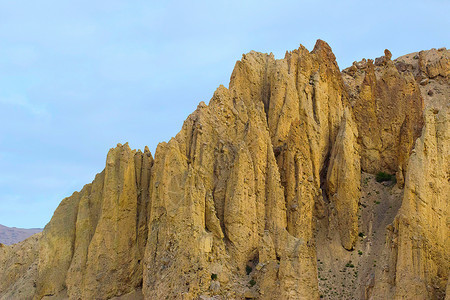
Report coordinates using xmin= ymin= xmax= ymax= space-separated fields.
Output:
xmin=342 ymin=49 xmax=424 ymax=186
xmin=0 ymin=42 xmax=448 ymax=300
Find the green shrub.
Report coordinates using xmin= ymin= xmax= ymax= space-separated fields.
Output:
xmin=376 ymin=172 xmax=394 ymax=182
xmin=363 ymin=177 xmax=369 ymax=186
xmin=345 ymin=261 xmax=354 ymax=268
xmin=249 ymin=279 xmax=256 ymax=287
xmin=245 ymin=265 xmax=252 ymax=275
xmin=211 ymin=273 xmax=218 ymax=280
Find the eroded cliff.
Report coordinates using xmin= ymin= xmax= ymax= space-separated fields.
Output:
xmin=0 ymin=41 xmax=448 ymax=300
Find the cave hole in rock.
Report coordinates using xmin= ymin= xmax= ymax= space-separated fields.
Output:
xmin=246 ymin=252 xmax=260 ymax=275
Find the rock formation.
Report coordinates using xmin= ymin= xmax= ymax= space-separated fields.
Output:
xmin=342 ymin=49 xmax=424 ymax=185
xmin=0 ymin=233 xmax=40 ymax=299
xmin=34 ymin=144 xmax=153 ymax=299
xmin=0 ymin=41 xmax=448 ymax=300
xmin=373 ymin=105 xmax=448 ymax=300
xmin=326 ymin=108 xmax=361 ymax=250
xmin=370 ymin=55 xmax=449 ymax=298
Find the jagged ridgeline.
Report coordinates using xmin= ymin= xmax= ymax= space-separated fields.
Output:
xmin=0 ymin=40 xmax=448 ymax=300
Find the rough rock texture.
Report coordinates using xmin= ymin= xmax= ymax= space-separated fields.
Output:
xmin=342 ymin=50 xmax=424 ymax=184
xmin=0 ymin=233 xmax=40 ymax=299
xmin=0 ymin=42 xmax=448 ymax=300
xmin=35 ymin=143 xmax=153 ymax=299
xmin=0 ymin=224 xmax=42 ymax=245
xmin=326 ymin=108 xmax=361 ymax=250
xmin=395 ymin=47 xmax=449 ymax=111
xmin=372 ymin=105 xmax=449 ymax=300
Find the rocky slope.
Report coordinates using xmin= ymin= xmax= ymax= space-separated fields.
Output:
xmin=0 ymin=41 xmax=448 ymax=300
xmin=0 ymin=224 xmax=42 ymax=245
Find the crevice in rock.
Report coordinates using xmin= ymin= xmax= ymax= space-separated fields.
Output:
xmin=319 ymin=151 xmax=331 ymax=197
xmin=310 ymin=72 xmax=321 ymax=125
xmin=261 ymin=55 xmax=271 ymax=122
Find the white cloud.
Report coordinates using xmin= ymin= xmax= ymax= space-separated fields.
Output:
xmin=0 ymin=94 xmax=49 ymax=117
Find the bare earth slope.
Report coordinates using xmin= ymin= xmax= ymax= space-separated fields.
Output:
xmin=0 ymin=224 xmax=42 ymax=246
xmin=0 ymin=41 xmax=448 ymax=300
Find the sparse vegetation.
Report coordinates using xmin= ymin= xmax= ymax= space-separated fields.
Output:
xmin=246 ymin=265 xmax=252 ymax=275
xmin=249 ymin=279 xmax=256 ymax=287
xmin=363 ymin=177 xmax=369 ymax=186
xmin=358 ymin=250 xmax=363 ymax=256
xmin=376 ymin=171 xmax=394 ymax=182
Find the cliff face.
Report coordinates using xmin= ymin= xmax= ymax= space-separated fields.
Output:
xmin=377 ymin=106 xmax=448 ymax=300
xmin=325 ymin=109 xmax=361 ymax=251
xmin=342 ymin=50 xmax=424 ymax=185
xmin=0 ymin=41 xmax=448 ymax=300
xmin=35 ymin=145 xmax=153 ymax=299
xmin=371 ymin=49 xmax=449 ymax=299
xmin=0 ymin=233 xmax=40 ymax=299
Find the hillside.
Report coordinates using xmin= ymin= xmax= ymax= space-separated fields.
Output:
xmin=0 ymin=224 xmax=42 ymax=246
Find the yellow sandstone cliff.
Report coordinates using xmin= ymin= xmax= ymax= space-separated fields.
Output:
xmin=0 ymin=41 xmax=448 ymax=300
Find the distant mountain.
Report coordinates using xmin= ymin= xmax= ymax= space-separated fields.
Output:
xmin=0 ymin=224 xmax=42 ymax=245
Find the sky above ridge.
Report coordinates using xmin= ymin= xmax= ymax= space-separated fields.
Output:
xmin=0 ymin=0 xmax=449 ymax=228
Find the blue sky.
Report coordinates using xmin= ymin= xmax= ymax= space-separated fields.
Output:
xmin=0 ymin=0 xmax=448 ymax=228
